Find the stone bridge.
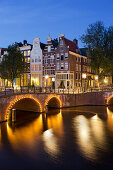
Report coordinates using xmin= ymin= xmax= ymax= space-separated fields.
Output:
xmin=0 ymin=91 xmax=113 ymax=122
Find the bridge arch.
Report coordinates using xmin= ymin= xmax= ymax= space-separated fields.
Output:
xmin=5 ymin=94 xmax=42 ymax=120
xmin=44 ymin=95 xmax=62 ymax=111
xmin=107 ymin=94 xmax=113 ymax=105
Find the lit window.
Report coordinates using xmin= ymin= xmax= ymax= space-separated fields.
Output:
xmin=31 ymin=64 xmax=34 ymax=71
xmin=39 ymin=64 xmax=41 ymax=71
xmin=35 ymin=64 xmax=38 ymax=71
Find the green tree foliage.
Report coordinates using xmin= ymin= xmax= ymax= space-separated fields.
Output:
xmin=81 ymin=21 xmax=113 ymax=79
xmin=0 ymin=44 xmax=26 ymax=87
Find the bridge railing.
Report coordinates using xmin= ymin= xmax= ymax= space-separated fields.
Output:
xmin=0 ymin=86 xmax=113 ymax=96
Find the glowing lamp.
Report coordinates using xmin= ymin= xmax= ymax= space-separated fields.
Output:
xmin=95 ymin=76 xmax=98 ymax=80
xmin=45 ymin=75 xmax=49 ymax=79
xmin=52 ymin=78 xmax=55 ymax=82
xmin=82 ymin=73 xmax=86 ymax=79
xmin=104 ymin=78 xmax=108 ymax=83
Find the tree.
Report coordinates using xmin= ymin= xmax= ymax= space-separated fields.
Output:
xmin=0 ymin=44 xmax=26 ymax=87
xmin=81 ymin=21 xmax=113 ymax=83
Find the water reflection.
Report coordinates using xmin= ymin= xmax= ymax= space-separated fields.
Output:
xmin=0 ymin=109 xmax=63 ymax=159
xmin=7 ymin=114 xmax=43 ymax=152
xmin=73 ymin=113 xmax=107 ymax=161
xmin=107 ymin=107 xmax=113 ymax=134
xmin=1 ymin=106 xmax=113 ymax=168
xmin=42 ymin=129 xmax=60 ymax=158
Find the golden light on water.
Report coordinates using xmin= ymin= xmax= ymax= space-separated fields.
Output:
xmin=107 ymin=107 xmax=113 ymax=133
xmin=7 ymin=114 xmax=43 ymax=152
xmin=42 ymin=129 xmax=59 ymax=157
xmin=73 ymin=114 xmax=107 ymax=160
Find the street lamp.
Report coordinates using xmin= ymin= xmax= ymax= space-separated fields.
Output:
xmin=104 ymin=77 xmax=108 ymax=84
xmin=95 ymin=75 xmax=98 ymax=80
xmin=82 ymin=73 xmax=86 ymax=79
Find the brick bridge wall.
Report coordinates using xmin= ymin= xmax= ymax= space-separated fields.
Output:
xmin=0 ymin=91 xmax=113 ymax=122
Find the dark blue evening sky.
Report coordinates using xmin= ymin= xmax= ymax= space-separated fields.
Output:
xmin=0 ymin=0 xmax=113 ymax=48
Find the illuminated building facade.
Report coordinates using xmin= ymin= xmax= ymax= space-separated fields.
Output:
xmin=55 ymin=34 xmax=88 ymax=91
xmin=30 ymin=38 xmax=45 ymax=87
xmin=17 ymin=40 xmax=32 ymax=87
xmin=43 ymin=36 xmax=58 ymax=88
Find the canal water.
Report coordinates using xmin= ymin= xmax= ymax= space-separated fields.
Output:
xmin=0 ymin=106 xmax=113 ymax=170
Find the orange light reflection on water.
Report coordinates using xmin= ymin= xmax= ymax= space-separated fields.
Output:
xmin=7 ymin=114 xmax=43 ymax=152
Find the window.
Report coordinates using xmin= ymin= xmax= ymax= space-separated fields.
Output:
xmin=76 ymin=57 xmax=78 ymax=62
xmin=38 ymin=56 xmax=41 ymax=62
xmin=31 ymin=64 xmax=34 ymax=71
xmin=45 ymin=56 xmax=48 ymax=64
xmin=50 ymin=55 xmax=54 ymax=59
xmin=76 ymin=64 xmax=78 ymax=71
xmin=61 ymin=62 xmax=64 ymax=69
xmin=27 ymin=57 xmax=30 ymax=63
xmin=79 ymin=65 xmax=81 ymax=71
xmin=79 ymin=73 xmax=81 ymax=80
xmin=28 ymin=50 xmax=30 ymax=56
xmin=39 ymin=64 xmax=41 ymax=71
xmin=65 ymin=53 xmax=68 ymax=59
xmin=51 ymin=70 xmax=54 ymax=75
xmin=57 ymin=54 xmax=60 ymax=59
xmin=50 ymin=59 xmax=54 ymax=64
xmin=60 ymin=40 xmax=63 ymax=45
xmin=65 ymin=62 xmax=68 ymax=70
xmin=76 ymin=73 xmax=78 ymax=80
xmin=35 ymin=64 xmax=38 ymax=71
xmin=35 ymin=58 xmax=38 ymax=62
xmin=48 ymin=46 xmax=51 ymax=52
xmin=78 ymin=57 xmax=81 ymax=62
xmin=60 ymin=47 xmax=64 ymax=51
xmin=61 ymin=55 xmax=64 ymax=60
xmin=57 ymin=63 xmax=60 ymax=70
xmin=32 ymin=59 xmax=34 ymax=62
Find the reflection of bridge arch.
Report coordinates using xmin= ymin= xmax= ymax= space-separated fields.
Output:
xmin=44 ymin=95 xmax=62 ymax=111
xmin=5 ymin=94 xmax=42 ymax=120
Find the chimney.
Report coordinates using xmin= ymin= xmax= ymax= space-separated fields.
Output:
xmin=23 ymin=40 xmax=27 ymax=45
xmin=73 ymin=39 xmax=78 ymax=46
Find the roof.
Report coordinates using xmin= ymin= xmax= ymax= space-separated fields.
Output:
xmin=40 ymin=42 xmax=46 ymax=50
xmin=51 ymin=39 xmax=58 ymax=48
xmin=64 ymin=38 xmax=80 ymax=54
